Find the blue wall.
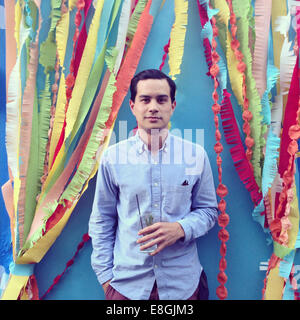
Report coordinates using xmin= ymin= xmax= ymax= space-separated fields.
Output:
xmin=1 ymin=1 xmax=299 ymax=300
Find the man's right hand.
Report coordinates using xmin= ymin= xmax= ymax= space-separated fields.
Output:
xmin=102 ymin=280 xmax=111 ymax=294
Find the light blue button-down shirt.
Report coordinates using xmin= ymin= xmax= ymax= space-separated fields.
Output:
xmin=88 ymin=131 xmax=218 ymax=300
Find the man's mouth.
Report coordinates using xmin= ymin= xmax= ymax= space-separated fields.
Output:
xmin=145 ymin=116 xmax=161 ymax=120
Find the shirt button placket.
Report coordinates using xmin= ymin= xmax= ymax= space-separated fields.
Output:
xmin=151 ymin=155 xmax=161 ymax=221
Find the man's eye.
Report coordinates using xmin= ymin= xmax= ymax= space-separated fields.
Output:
xmin=142 ymin=98 xmax=150 ymax=103
xmin=158 ymin=98 xmax=167 ymax=104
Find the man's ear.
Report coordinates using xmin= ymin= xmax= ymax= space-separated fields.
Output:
xmin=129 ymin=99 xmax=135 ymax=111
xmin=171 ymin=100 xmax=176 ymax=112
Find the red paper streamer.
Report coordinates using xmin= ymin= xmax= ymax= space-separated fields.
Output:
xmin=73 ymin=0 xmax=93 ymax=78
xmin=40 ymin=233 xmax=91 ymax=300
xmin=270 ymin=54 xmax=300 ymax=243
xmin=220 ymin=90 xmax=262 ymax=206
xmin=159 ymin=38 xmax=170 ymax=71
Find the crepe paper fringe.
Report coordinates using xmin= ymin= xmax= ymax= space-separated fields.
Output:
xmin=252 ymin=0 xmax=272 ymax=165
xmin=168 ymin=0 xmax=188 ymax=81
xmin=252 ymin=0 xmax=272 ymax=98
xmin=73 ymin=0 xmax=93 ymax=78
xmin=17 ymin=2 xmax=42 ymax=250
xmin=113 ymin=0 xmax=132 ymax=74
xmin=47 ymin=0 xmax=69 ymax=169
xmin=5 ymin=12 xmax=30 ymax=182
xmin=251 ymin=65 xmax=280 ymax=232
xmin=41 ymin=53 xmax=60 ymax=189
xmin=220 ymin=90 xmax=262 ymax=206
xmin=261 ymin=130 xmax=281 ymax=206
xmin=274 ymin=66 xmax=300 ymax=246
xmin=126 ymin=0 xmax=148 ymax=44
xmin=40 ymin=233 xmax=90 ymax=300
xmin=6 ymin=13 xmax=32 ymax=257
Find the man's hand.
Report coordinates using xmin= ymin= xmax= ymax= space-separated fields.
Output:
xmin=137 ymin=222 xmax=185 ymax=256
xmin=102 ymin=280 xmax=111 ymax=294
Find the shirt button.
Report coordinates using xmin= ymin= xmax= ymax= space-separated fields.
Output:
xmin=154 ymin=203 xmax=158 ymax=207
xmin=154 ymin=264 xmax=158 ymax=268
xmin=154 ymin=182 xmax=158 ymax=187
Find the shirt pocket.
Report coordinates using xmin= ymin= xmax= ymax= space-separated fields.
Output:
xmin=163 ymin=184 xmax=193 ymax=215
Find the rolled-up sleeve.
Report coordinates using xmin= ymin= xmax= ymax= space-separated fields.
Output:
xmin=178 ymin=151 xmax=218 ymax=243
xmin=88 ymin=153 xmax=118 ymax=284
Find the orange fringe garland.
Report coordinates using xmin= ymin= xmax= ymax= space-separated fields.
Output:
xmin=210 ymin=14 xmax=230 ymax=300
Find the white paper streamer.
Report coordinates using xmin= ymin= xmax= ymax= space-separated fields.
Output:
xmin=113 ymin=0 xmax=132 ymax=74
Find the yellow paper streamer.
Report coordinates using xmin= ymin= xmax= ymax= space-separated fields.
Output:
xmin=264 ymin=266 xmax=285 ymax=300
xmin=168 ymin=0 xmax=188 ymax=80
xmin=1 ymin=275 xmax=29 ymax=300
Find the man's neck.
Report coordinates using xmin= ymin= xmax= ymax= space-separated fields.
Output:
xmin=138 ymin=128 xmax=169 ymax=154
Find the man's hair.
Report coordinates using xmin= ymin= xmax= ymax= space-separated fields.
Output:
xmin=130 ymin=69 xmax=176 ymax=102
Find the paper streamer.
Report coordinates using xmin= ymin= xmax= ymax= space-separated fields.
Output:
xmin=168 ymin=0 xmax=188 ymax=80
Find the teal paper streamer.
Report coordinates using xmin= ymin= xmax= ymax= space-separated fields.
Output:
xmin=282 ymin=278 xmax=295 ymax=300
xmin=94 ymin=0 xmax=116 ymax=64
xmin=279 ymin=250 xmax=296 ymax=278
xmin=251 ymin=61 xmax=280 ymax=243
xmin=261 ymin=64 xmax=279 ymax=125
xmin=294 ymin=228 xmax=300 ymax=249
xmin=9 ymin=261 xmax=35 ymax=276
xmin=261 ymin=130 xmax=280 ymax=196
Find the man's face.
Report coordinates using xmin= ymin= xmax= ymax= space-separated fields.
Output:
xmin=129 ymin=78 xmax=176 ymax=132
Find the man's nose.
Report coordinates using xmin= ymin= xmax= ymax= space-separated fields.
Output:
xmin=148 ymin=100 xmax=159 ymax=112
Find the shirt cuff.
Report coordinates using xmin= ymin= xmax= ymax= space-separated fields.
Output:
xmin=177 ymin=219 xmax=192 ymax=244
xmin=97 ymin=269 xmax=113 ymax=285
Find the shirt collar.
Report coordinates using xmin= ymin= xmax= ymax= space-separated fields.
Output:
xmin=135 ymin=129 xmax=170 ymax=155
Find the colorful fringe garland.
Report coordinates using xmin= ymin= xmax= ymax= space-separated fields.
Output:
xmin=1 ymin=0 xmax=157 ymax=300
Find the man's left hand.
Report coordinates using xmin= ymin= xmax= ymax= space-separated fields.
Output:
xmin=137 ymin=222 xmax=185 ymax=256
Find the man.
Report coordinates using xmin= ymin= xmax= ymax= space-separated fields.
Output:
xmin=88 ymin=69 xmax=218 ymax=300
